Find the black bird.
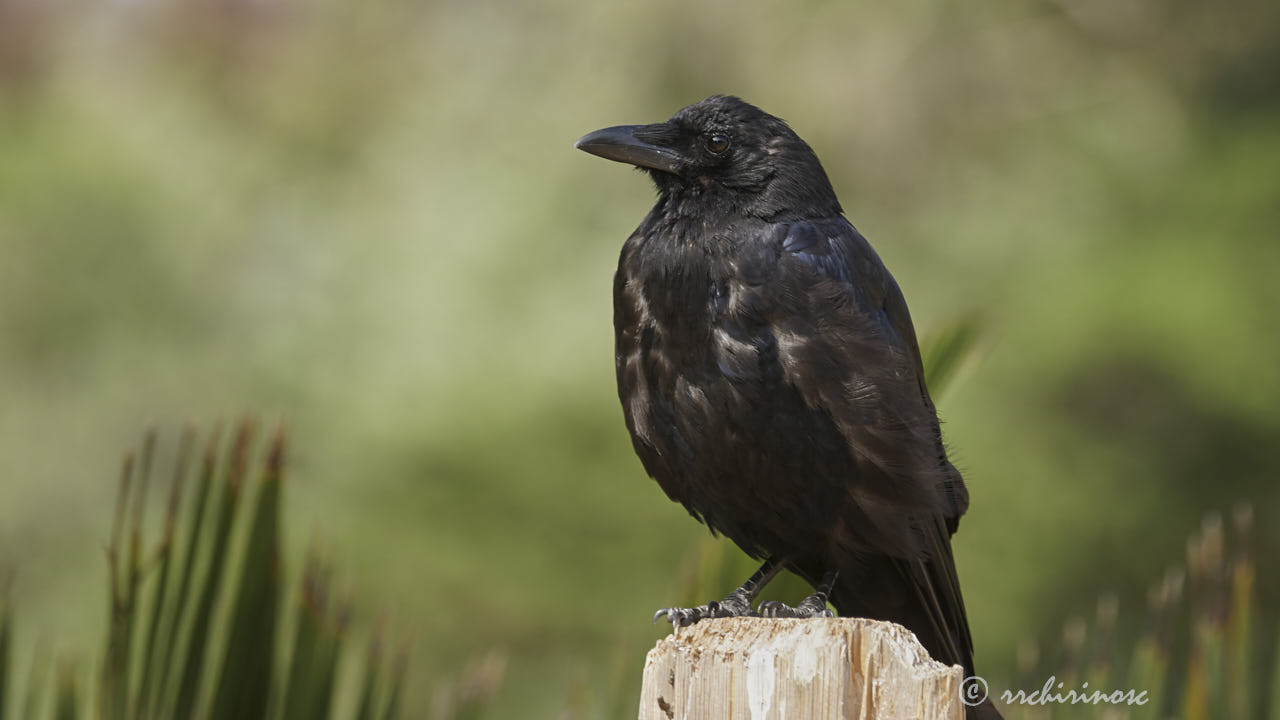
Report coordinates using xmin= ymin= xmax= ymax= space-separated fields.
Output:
xmin=576 ymin=96 xmax=996 ymax=716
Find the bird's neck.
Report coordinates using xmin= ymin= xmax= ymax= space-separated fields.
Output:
xmin=651 ymin=179 xmax=841 ymax=227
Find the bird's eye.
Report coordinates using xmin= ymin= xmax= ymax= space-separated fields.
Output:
xmin=705 ymin=134 xmax=731 ymax=155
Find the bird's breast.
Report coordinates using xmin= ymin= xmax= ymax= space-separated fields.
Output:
xmin=616 ymin=249 xmax=800 ymax=478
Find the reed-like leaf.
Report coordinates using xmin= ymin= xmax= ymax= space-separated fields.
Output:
xmin=1270 ymin=622 xmax=1280 ymax=720
xmin=1085 ymin=594 xmax=1117 ymax=685
xmin=0 ymin=582 xmax=10 ymax=720
xmin=110 ymin=429 xmax=156 ymax=720
xmin=136 ymin=427 xmax=194 ymax=720
xmin=20 ymin=642 xmax=49 ymax=720
xmin=149 ymin=424 xmax=222 ymax=718
xmin=1196 ymin=515 xmax=1228 ymax=720
xmin=101 ymin=453 xmax=134 ymax=720
xmin=1127 ymin=571 xmax=1180 ymax=720
xmin=1177 ymin=512 xmax=1228 ymax=717
xmin=207 ymin=426 xmax=284 ymax=719
xmin=54 ymin=664 xmax=78 ymax=720
xmin=308 ymin=602 xmax=346 ymax=720
xmin=381 ymin=647 xmax=407 ymax=720
xmin=1055 ymin=616 xmax=1087 ymax=720
xmin=453 ymin=650 xmax=506 ymax=720
xmin=280 ymin=558 xmax=326 ymax=720
xmin=922 ymin=315 xmax=982 ymax=398
xmin=1226 ymin=502 xmax=1254 ymax=720
xmin=351 ymin=627 xmax=383 ymax=720
xmin=169 ymin=422 xmax=253 ymax=719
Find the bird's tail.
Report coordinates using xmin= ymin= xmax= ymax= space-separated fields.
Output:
xmin=826 ymin=513 xmax=1002 ymax=719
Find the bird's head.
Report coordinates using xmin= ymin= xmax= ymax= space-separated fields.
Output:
xmin=575 ymin=95 xmax=842 ymax=220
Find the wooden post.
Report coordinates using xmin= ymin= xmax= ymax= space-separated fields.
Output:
xmin=638 ymin=617 xmax=964 ymax=720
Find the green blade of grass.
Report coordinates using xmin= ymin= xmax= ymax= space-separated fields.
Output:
xmin=1196 ymin=628 xmax=1226 ymax=720
xmin=1128 ymin=573 xmax=1180 ymax=720
xmin=922 ymin=314 xmax=982 ymax=398
xmin=1057 ymin=616 xmax=1088 ymax=720
xmin=1200 ymin=515 xmax=1228 ymax=720
xmin=54 ymin=664 xmax=77 ymax=720
xmin=149 ymin=425 xmax=222 ymax=718
xmin=1128 ymin=639 xmax=1163 ymax=720
xmin=136 ymin=427 xmax=194 ymax=720
xmin=308 ymin=603 xmax=346 ymax=720
xmin=381 ymin=647 xmax=407 ymax=720
xmin=1226 ymin=503 xmax=1254 ymax=720
xmin=0 ymin=581 xmax=10 ymax=720
xmin=453 ymin=651 xmax=506 ymax=720
xmin=207 ymin=427 xmax=285 ymax=719
xmin=112 ymin=429 xmax=156 ymax=720
xmin=101 ymin=453 xmax=134 ymax=720
xmin=1086 ymin=594 xmax=1118 ymax=688
xmin=351 ymin=627 xmax=383 ymax=720
xmin=1271 ymin=622 xmax=1280 ymax=720
xmin=168 ymin=422 xmax=253 ymax=719
xmin=20 ymin=642 xmax=49 ymax=720
xmin=280 ymin=558 xmax=327 ymax=720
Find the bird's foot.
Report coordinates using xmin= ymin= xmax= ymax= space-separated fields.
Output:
xmin=757 ymin=569 xmax=838 ymax=619
xmin=653 ymin=587 xmax=754 ymax=628
xmin=756 ymin=594 xmax=835 ymax=619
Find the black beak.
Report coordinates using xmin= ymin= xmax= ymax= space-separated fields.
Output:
xmin=574 ymin=124 xmax=683 ymax=175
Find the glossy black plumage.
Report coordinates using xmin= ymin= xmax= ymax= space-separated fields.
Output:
xmin=578 ymin=96 xmax=992 ymax=713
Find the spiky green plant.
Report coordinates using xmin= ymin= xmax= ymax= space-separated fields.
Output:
xmin=0 ymin=421 xmax=405 ymax=720
xmin=1003 ymin=504 xmax=1272 ymax=720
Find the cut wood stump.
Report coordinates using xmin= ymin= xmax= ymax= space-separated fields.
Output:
xmin=639 ymin=617 xmax=964 ymax=720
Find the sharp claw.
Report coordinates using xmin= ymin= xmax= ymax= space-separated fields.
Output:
xmin=657 ymin=599 xmax=760 ymax=627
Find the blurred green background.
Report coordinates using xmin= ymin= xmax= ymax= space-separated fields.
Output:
xmin=1 ymin=0 xmax=1277 ymax=716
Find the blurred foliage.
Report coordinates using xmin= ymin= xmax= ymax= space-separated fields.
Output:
xmin=999 ymin=505 xmax=1278 ymax=719
xmin=1 ymin=0 xmax=1278 ymax=717
xmin=0 ymin=425 xmax=410 ymax=720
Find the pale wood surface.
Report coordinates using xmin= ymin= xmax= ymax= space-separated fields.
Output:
xmin=638 ymin=617 xmax=963 ymax=720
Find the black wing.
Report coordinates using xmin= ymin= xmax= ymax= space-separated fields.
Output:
xmin=763 ymin=216 xmax=975 ymax=672
xmin=761 ymin=217 xmax=969 ymax=525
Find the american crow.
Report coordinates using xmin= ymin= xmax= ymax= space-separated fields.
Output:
xmin=577 ymin=96 xmax=998 ymax=717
